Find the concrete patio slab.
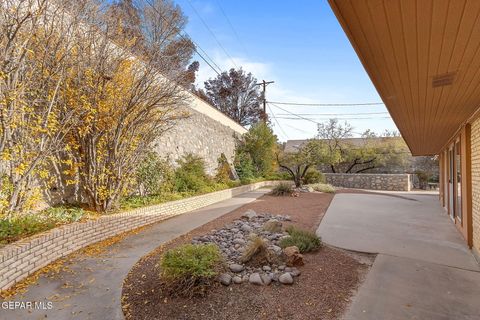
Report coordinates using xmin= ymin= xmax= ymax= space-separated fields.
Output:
xmin=344 ymin=254 xmax=480 ymax=320
xmin=0 ymin=189 xmax=270 ymax=320
xmin=317 ymin=192 xmax=479 ymax=271
xmin=317 ymin=191 xmax=480 ymax=320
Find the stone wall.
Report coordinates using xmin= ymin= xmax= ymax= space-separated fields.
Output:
xmin=155 ymin=93 xmax=247 ymax=175
xmin=470 ymin=118 xmax=480 ymax=257
xmin=0 ymin=181 xmax=284 ymax=291
xmin=324 ymin=173 xmax=412 ymax=191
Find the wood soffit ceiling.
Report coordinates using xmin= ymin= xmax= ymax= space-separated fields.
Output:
xmin=328 ymin=0 xmax=480 ymax=155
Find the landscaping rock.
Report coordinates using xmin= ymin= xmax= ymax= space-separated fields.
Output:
xmin=260 ymin=274 xmax=272 ymax=286
xmin=279 ymin=272 xmax=294 ymax=285
xmin=290 ymin=268 xmax=301 ymax=277
xmin=229 ymin=263 xmax=245 ymax=273
xmin=262 ymin=265 xmax=271 ymax=272
xmin=232 ymin=276 xmax=243 ymax=284
xmin=242 ymin=209 xmax=257 ymax=220
xmin=249 ymin=273 xmax=263 ymax=285
xmin=263 ymin=219 xmax=282 ymax=233
xmin=219 ymin=273 xmax=232 ymax=286
xmin=283 ymin=246 xmax=304 ymax=267
xmin=240 ymin=224 xmax=253 ymax=233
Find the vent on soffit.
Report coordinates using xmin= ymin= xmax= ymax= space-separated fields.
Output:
xmin=432 ymin=72 xmax=456 ymax=88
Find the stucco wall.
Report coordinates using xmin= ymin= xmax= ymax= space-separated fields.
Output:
xmin=324 ymin=173 xmax=412 ymax=191
xmin=470 ymin=119 xmax=480 ymax=256
xmin=154 ymin=94 xmax=247 ymax=175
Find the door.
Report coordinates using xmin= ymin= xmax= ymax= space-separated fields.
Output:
xmin=455 ymin=140 xmax=462 ymax=223
xmin=448 ymin=146 xmax=455 ymax=220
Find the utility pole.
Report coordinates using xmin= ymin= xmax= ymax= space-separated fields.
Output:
xmin=255 ymin=80 xmax=274 ymax=122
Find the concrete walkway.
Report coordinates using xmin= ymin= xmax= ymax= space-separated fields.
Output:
xmin=1 ymin=189 xmax=270 ymax=320
xmin=317 ymin=191 xmax=480 ymax=320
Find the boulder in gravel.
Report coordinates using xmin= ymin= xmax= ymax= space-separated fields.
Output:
xmin=260 ymin=274 xmax=272 ymax=285
xmin=279 ymin=272 xmax=294 ymax=285
xmin=240 ymin=224 xmax=253 ymax=233
xmin=263 ymin=219 xmax=282 ymax=233
xmin=232 ymin=276 xmax=243 ymax=284
xmin=290 ymin=268 xmax=301 ymax=277
xmin=242 ymin=209 xmax=257 ymax=220
xmin=229 ymin=263 xmax=245 ymax=273
xmin=219 ymin=273 xmax=232 ymax=286
xmin=283 ymin=246 xmax=304 ymax=267
xmin=249 ymin=273 xmax=263 ymax=285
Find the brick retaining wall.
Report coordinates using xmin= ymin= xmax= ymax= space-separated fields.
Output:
xmin=324 ymin=173 xmax=412 ymax=191
xmin=0 ymin=181 xmax=283 ymax=291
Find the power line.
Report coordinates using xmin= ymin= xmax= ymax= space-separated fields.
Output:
xmin=186 ymin=0 xmax=238 ymax=69
xmin=268 ymin=101 xmax=384 ymax=107
xmin=214 ymin=0 xmax=251 ymax=60
xmin=269 ymin=102 xmax=323 ymax=125
xmin=142 ymin=0 xmax=222 ymax=76
xmin=267 ymin=104 xmax=289 ymax=140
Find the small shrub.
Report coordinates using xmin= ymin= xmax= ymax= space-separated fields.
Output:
xmin=160 ymin=244 xmax=222 ymax=297
xmin=0 ymin=215 xmax=55 ymax=245
xmin=308 ymin=183 xmax=336 ymax=193
xmin=270 ymin=183 xmax=294 ymax=196
xmin=241 ymin=235 xmax=273 ymax=266
xmin=264 ymin=171 xmax=291 ymax=181
xmin=234 ymin=150 xmax=256 ymax=182
xmin=136 ymin=152 xmax=175 ymax=196
xmin=174 ymin=154 xmax=210 ymax=193
xmin=302 ymin=168 xmax=325 ymax=184
xmin=215 ymin=154 xmax=233 ymax=184
xmin=0 ymin=206 xmax=86 ymax=245
xmin=279 ymin=226 xmax=322 ymax=253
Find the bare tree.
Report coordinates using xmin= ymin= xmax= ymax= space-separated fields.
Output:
xmin=59 ymin=1 xmax=190 ymax=212
xmin=0 ymin=0 xmax=88 ymax=216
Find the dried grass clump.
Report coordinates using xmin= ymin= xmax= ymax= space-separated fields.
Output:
xmin=241 ymin=235 xmax=274 ymax=266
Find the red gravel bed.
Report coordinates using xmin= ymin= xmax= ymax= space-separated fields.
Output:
xmin=122 ymin=192 xmax=373 ymax=320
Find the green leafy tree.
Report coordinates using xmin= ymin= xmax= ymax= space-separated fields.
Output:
xmin=236 ymin=122 xmax=278 ymax=177
xmin=277 ymin=140 xmax=329 ymax=187
xmin=317 ymin=119 xmax=410 ymax=173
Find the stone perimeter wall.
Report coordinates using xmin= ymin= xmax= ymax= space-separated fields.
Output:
xmin=324 ymin=173 xmax=412 ymax=191
xmin=0 ymin=181 xmax=284 ymax=291
xmin=154 ymin=94 xmax=247 ymax=175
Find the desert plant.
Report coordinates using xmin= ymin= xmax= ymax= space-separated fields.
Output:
xmin=270 ymin=183 xmax=294 ymax=196
xmin=241 ymin=235 xmax=274 ymax=266
xmin=160 ymin=244 xmax=222 ymax=297
xmin=279 ymin=226 xmax=322 ymax=253
xmin=302 ymin=168 xmax=326 ymax=184
xmin=308 ymin=183 xmax=336 ymax=193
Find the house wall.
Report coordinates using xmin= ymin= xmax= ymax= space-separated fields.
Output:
xmin=470 ymin=119 xmax=480 ymax=256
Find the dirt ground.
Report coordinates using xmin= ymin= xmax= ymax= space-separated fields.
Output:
xmin=122 ymin=192 xmax=374 ymax=320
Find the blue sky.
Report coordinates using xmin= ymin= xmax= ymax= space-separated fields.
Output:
xmin=174 ymin=0 xmax=399 ymax=141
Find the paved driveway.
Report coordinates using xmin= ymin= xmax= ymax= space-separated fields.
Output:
xmin=317 ymin=191 xmax=480 ymax=320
